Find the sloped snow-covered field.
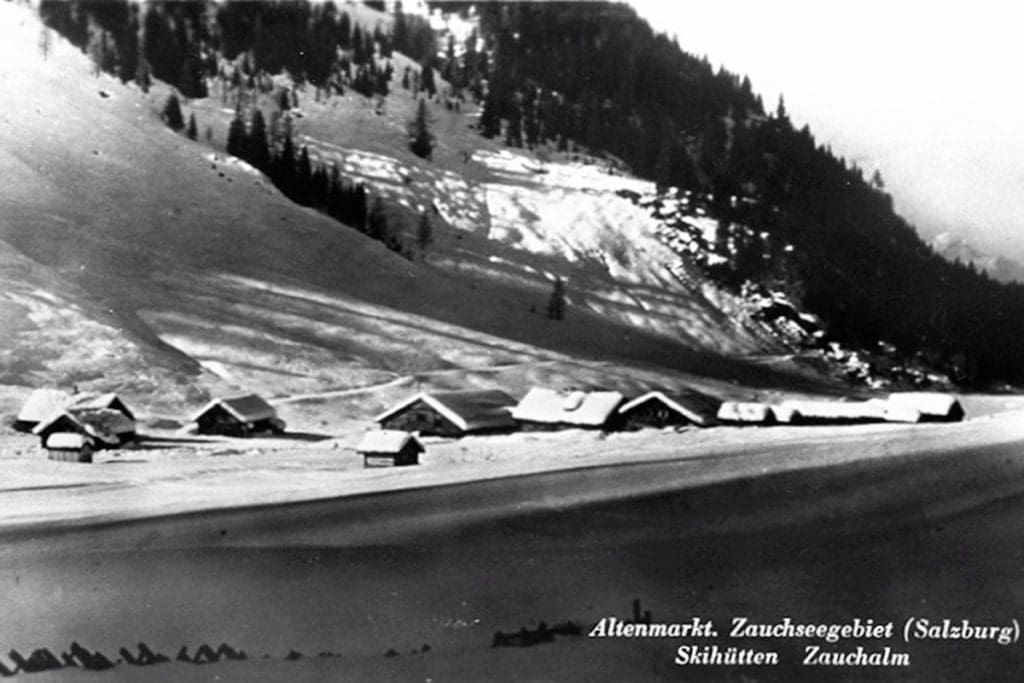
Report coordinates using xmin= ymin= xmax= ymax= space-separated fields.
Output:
xmin=0 ymin=2 xmax=812 ymax=428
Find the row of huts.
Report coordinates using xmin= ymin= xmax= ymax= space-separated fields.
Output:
xmin=15 ymin=390 xmax=287 ymax=461
xmin=356 ymin=387 xmax=965 ymax=466
xmin=370 ymin=387 xmax=964 ymax=436
xmin=15 ymin=385 xmax=966 ymax=466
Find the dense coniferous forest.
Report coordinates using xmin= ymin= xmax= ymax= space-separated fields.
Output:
xmin=439 ymin=1 xmax=1024 ymax=386
xmin=35 ymin=0 xmax=1024 ymax=386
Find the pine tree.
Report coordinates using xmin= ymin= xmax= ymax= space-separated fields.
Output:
xmin=226 ymin=113 xmax=246 ymax=157
xmin=296 ymin=145 xmax=313 ymax=204
xmin=326 ymin=163 xmax=343 ymax=219
xmin=416 ymin=211 xmax=432 ymax=253
xmin=352 ymin=25 xmax=365 ymax=64
xmin=775 ymin=94 xmax=788 ymax=122
xmin=408 ymin=98 xmax=434 ymax=160
xmin=338 ymin=11 xmax=351 ymax=49
xmin=186 ymin=113 xmax=198 ymax=141
xmin=870 ymin=169 xmax=885 ymax=190
xmin=272 ymin=131 xmax=297 ymax=197
xmin=135 ymin=57 xmax=151 ymax=93
xmin=479 ymin=86 xmax=501 ymax=139
xmin=392 ymin=2 xmax=407 ymax=53
xmin=247 ymin=109 xmax=270 ymax=171
xmin=163 ymin=94 xmax=185 ymax=131
xmin=354 ymin=184 xmax=368 ymax=230
xmin=420 ymin=62 xmax=436 ymax=98
xmin=368 ymin=196 xmax=388 ymax=240
xmin=546 ymin=277 xmax=566 ymax=320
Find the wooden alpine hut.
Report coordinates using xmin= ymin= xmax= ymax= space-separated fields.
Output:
xmin=32 ymin=409 xmax=132 ymax=448
xmin=510 ymin=387 xmax=625 ymax=431
xmin=357 ymin=430 xmax=424 ymax=467
xmin=191 ymin=394 xmax=285 ymax=436
xmin=616 ymin=390 xmax=722 ymax=430
xmin=374 ymin=390 xmax=517 ymax=437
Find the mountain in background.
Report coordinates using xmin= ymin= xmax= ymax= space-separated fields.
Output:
xmin=929 ymin=232 xmax=1024 ymax=285
xmin=8 ymin=0 xmax=1024 ymax=401
xmin=3 ymin=0 xmax=835 ymax=425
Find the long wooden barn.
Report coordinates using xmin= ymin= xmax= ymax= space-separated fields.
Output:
xmin=374 ymin=390 xmax=517 ymax=437
xmin=511 ymin=388 xmax=624 ymax=431
xmin=616 ymin=390 xmax=721 ymax=430
xmin=191 ymin=394 xmax=285 ymax=437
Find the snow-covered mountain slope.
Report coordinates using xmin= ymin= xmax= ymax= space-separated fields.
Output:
xmin=0 ymin=3 xmax=823 ymax=422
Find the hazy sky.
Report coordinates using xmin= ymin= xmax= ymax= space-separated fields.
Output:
xmin=628 ymin=0 xmax=1024 ymax=257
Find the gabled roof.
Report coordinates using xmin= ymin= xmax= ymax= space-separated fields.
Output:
xmin=45 ymin=432 xmax=93 ymax=450
xmin=68 ymin=392 xmax=135 ymax=420
xmin=191 ymin=394 xmax=278 ymax=423
xmin=374 ymin=390 xmax=517 ymax=432
xmin=357 ymin=430 xmax=424 ymax=454
xmin=17 ymin=389 xmax=72 ymax=424
xmin=510 ymin=388 xmax=624 ymax=427
xmin=32 ymin=409 xmax=128 ymax=445
xmin=617 ymin=390 xmax=721 ymax=426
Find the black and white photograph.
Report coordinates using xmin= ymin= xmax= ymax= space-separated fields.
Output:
xmin=1 ymin=0 xmax=1023 ymax=680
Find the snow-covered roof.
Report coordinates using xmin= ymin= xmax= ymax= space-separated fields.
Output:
xmin=191 ymin=394 xmax=278 ymax=423
xmin=716 ymin=402 xmax=776 ymax=424
xmin=374 ymin=390 xmax=516 ymax=432
xmin=17 ymin=389 xmax=72 ymax=424
xmin=68 ymin=392 xmax=135 ymax=420
xmin=75 ymin=408 xmax=136 ymax=436
xmin=886 ymin=392 xmax=964 ymax=420
xmin=617 ymin=390 xmax=721 ymax=426
xmin=356 ymin=430 xmax=424 ymax=455
xmin=32 ymin=409 xmax=128 ymax=445
xmin=44 ymin=432 xmax=92 ymax=451
xmin=779 ymin=399 xmax=887 ymax=422
xmin=511 ymin=388 xmax=624 ymax=427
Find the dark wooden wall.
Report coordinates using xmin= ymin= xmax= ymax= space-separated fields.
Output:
xmin=380 ymin=400 xmax=463 ymax=437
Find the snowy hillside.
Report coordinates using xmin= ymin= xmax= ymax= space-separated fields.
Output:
xmin=0 ymin=3 xmax=827 ymax=425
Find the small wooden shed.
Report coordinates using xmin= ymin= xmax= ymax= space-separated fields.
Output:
xmin=191 ymin=394 xmax=285 ymax=436
xmin=357 ymin=430 xmax=423 ymax=467
xmin=44 ymin=432 xmax=95 ymax=463
xmin=616 ymin=390 xmax=721 ymax=430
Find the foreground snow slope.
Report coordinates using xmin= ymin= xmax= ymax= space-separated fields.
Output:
xmin=0 ymin=4 xmax=812 ymax=420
